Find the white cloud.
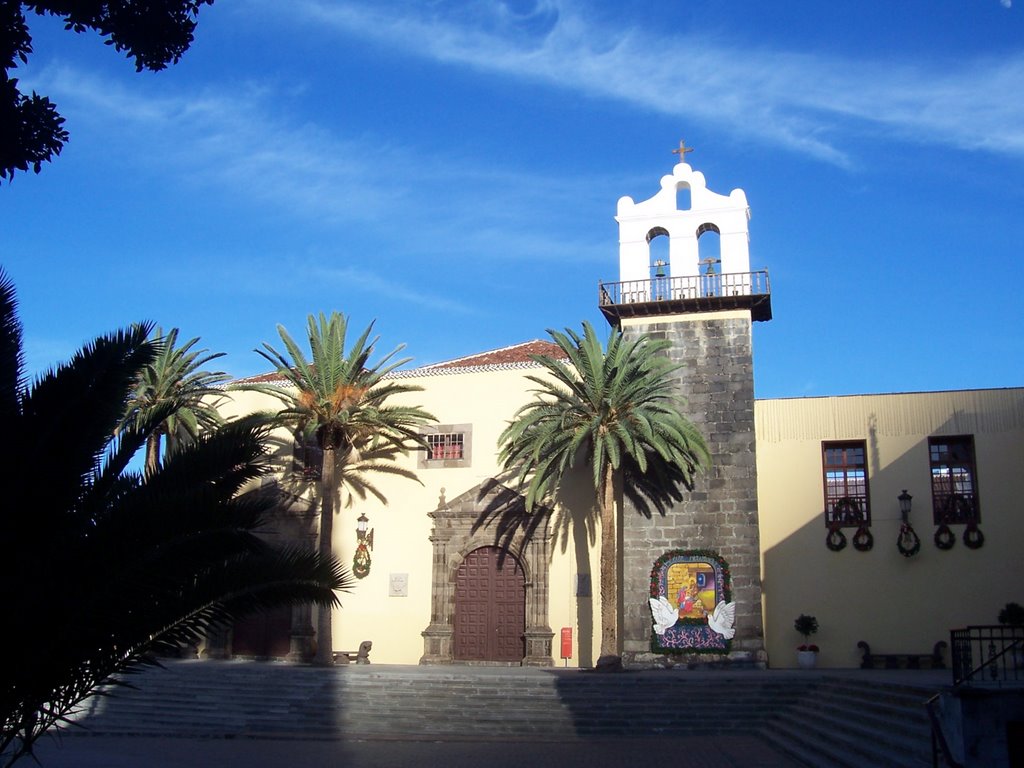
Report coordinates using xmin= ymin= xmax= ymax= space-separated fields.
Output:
xmin=286 ymin=0 xmax=1024 ymax=165
xmin=22 ymin=62 xmax=610 ymax=265
xmin=309 ymin=265 xmax=478 ymax=314
xmin=28 ymin=65 xmax=400 ymax=222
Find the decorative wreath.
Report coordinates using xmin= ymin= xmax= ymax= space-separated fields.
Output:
xmin=852 ymin=525 xmax=873 ymax=551
xmin=353 ymin=542 xmax=371 ymax=578
xmin=826 ymin=525 xmax=848 ymax=552
xmin=933 ymin=524 xmax=955 ymax=550
xmin=898 ymin=523 xmax=921 ymax=558
xmin=963 ymin=522 xmax=985 ymax=550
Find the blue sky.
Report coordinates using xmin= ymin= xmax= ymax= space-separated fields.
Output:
xmin=2 ymin=0 xmax=1022 ymax=399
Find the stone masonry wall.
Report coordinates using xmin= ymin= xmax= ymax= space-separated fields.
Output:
xmin=621 ymin=312 xmax=765 ymax=666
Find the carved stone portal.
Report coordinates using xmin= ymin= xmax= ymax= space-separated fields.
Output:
xmin=420 ymin=479 xmax=553 ymax=666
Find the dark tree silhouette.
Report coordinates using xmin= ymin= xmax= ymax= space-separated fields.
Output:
xmin=0 ymin=270 xmax=349 ymax=767
xmin=1 ymin=0 xmax=213 ymax=182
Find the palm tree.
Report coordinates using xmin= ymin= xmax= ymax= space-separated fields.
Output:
xmin=120 ymin=326 xmax=230 ymax=474
xmin=496 ymin=321 xmax=709 ymax=668
xmin=256 ymin=312 xmax=435 ymax=665
xmin=0 ymin=272 xmax=350 ymax=768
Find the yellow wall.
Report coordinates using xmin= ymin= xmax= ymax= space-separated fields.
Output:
xmin=220 ymin=364 xmax=602 ymax=667
xmin=756 ymin=388 xmax=1024 ymax=668
xmin=225 ymin=367 xmax=1023 ymax=671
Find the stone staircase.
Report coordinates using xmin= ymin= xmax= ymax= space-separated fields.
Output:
xmin=66 ymin=662 xmax=944 ymax=766
xmin=760 ymin=675 xmax=940 ymax=767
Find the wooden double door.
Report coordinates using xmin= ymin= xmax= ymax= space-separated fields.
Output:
xmin=231 ymin=604 xmax=292 ymax=658
xmin=453 ymin=546 xmax=526 ymax=662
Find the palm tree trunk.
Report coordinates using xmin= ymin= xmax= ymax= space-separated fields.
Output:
xmin=598 ymin=462 xmax=619 ymax=664
xmin=145 ymin=434 xmax=161 ymax=476
xmin=313 ymin=446 xmax=336 ymax=666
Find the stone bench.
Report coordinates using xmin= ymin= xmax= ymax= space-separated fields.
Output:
xmin=333 ymin=640 xmax=372 ymax=664
xmin=857 ymin=640 xmax=946 ymax=670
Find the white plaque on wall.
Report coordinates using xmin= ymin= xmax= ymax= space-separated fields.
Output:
xmin=389 ymin=572 xmax=409 ymax=597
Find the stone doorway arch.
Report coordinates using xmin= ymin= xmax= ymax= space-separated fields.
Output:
xmin=420 ymin=479 xmax=553 ymax=666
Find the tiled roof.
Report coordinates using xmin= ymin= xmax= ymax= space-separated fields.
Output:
xmin=232 ymin=340 xmax=566 ymax=385
xmin=233 ymin=370 xmax=294 ymax=385
xmin=418 ymin=340 xmax=565 ymax=370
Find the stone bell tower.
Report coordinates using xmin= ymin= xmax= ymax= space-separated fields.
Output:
xmin=599 ymin=146 xmax=771 ymax=666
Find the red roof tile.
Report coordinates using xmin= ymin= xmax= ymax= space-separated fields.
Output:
xmin=423 ymin=340 xmax=565 ymax=370
xmin=231 ymin=340 xmax=566 ymax=384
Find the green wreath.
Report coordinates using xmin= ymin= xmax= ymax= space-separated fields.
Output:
xmin=852 ymin=525 xmax=873 ymax=551
xmin=933 ymin=523 xmax=955 ymax=550
xmin=898 ymin=523 xmax=921 ymax=557
xmin=963 ymin=522 xmax=985 ymax=550
xmin=826 ymin=525 xmax=847 ymax=552
xmin=353 ymin=542 xmax=371 ymax=578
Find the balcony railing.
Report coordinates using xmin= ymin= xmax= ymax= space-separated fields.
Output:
xmin=598 ymin=270 xmax=772 ymax=322
xmin=950 ymin=625 xmax=1024 ymax=686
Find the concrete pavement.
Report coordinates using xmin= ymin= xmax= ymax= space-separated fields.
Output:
xmin=33 ymin=733 xmax=807 ymax=768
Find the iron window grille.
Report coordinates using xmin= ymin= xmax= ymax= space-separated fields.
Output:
xmin=426 ymin=432 xmax=464 ymax=461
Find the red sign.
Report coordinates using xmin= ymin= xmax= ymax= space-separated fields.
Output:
xmin=560 ymin=627 xmax=573 ymax=659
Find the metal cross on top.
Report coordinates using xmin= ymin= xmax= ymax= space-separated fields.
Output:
xmin=672 ymin=139 xmax=694 ymax=164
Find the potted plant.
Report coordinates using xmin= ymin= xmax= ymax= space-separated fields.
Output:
xmin=795 ymin=614 xmax=819 ymax=669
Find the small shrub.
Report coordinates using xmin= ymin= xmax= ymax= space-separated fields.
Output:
xmin=998 ymin=602 xmax=1024 ymax=626
xmin=794 ymin=614 xmax=819 ymax=640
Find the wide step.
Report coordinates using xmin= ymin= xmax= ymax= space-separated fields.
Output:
xmin=66 ymin=662 xmax=945 ymax=766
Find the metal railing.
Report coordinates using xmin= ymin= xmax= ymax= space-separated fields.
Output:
xmin=926 ymin=694 xmax=964 ymax=768
xmin=950 ymin=625 xmax=1024 ymax=686
xmin=599 ymin=270 xmax=770 ymax=306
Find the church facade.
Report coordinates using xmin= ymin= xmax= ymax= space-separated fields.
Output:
xmin=212 ymin=159 xmax=1024 ymax=669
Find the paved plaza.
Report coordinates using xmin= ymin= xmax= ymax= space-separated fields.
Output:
xmin=34 ymin=733 xmax=806 ymax=768
xmin=23 ymin=664 xmax=951 ymax=767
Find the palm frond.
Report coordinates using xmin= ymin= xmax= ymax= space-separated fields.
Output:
xmin=496 ymin=319 xmax=710 ymax=519
xmin=0 ymin=282 xmax=349 ymax=768
xmin=0 ymin=271 xmax=23 ymax=427
xmin=254 ymin=311 xmax=435 ymax=665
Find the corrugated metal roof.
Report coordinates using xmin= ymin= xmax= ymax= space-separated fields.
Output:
xmin=755 ymin=388 xmax=1024 ymax=442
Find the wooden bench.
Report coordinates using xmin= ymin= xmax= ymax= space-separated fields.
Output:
xmin=333 ymin=640 xmax=372 ymax=664
xmin=857 ymin=640 xmax=947 ymax=670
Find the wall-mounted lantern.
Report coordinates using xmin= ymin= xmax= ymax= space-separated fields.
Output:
xmin=896 ymin=490 xmax=920 ymax=557
xmin=353 ymin=512 xmax=374 ymax=579
xmin=898 ymin=490 xmax=913 ymax=522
